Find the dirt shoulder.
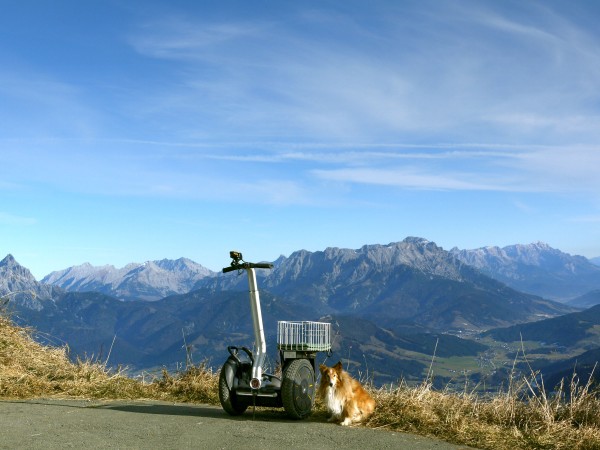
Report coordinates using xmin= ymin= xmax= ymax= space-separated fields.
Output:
xmin=0 ymin=399 xmax=477 ymax=449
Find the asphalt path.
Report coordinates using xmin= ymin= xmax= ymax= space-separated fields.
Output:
xmin=0 ymin=399 xmax=477 ymax=449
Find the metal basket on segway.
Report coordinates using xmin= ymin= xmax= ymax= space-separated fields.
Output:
xmin=218 ymin=251 xmax=332 ymax=419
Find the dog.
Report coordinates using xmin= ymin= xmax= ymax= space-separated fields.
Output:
xmin=318 ymin=361 xmax=375 ymax=426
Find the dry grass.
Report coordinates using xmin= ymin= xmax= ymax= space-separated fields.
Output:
xmin=0 ymin=306 xmax=215 ymax=402
xmin=152 ymin=364 xmax=219 ymax=405
xmin=3 ymin=307 xmax=600 ymax=449
xmin=365 ymin=375 xmax=600 ymax=450
xmin=0 ymin=310 xmax=152 ymax=399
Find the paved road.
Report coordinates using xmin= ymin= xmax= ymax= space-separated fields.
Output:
xmin=0 ymin=399 xmax=476 ymax=449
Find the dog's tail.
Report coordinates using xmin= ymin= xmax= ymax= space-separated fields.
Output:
xmin=362 ymin=395 xmax=376 ymax=417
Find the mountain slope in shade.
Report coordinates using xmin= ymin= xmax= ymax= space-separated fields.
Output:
xmin=11 ymin=288 xmax=321 ymax=371
xmin=568 ymin=289 xmax=600 ymax=308
xmin=450 ymin=242 xmax=600 ymax=302
xmin=482 ymin=304 xmax=600 ymax=391
xmin=42 ymin=258 xmax=214 ymax=301
xmin=483 ymin=304 xmax=600 ymax=349
xmin=12 ymin=287 xmax=487 ymax=385
xmin=537 ymin=347 xmax=600 ymax=392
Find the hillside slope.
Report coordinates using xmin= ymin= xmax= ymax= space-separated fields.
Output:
xmin=483 ymin=304 xmax=600 ymax=349
xmin=568 ymin=289 xmax=600 ymax=309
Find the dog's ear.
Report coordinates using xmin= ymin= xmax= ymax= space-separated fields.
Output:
xmin=319 ymin=364 xmax=327 ymax=374
xmin=333 ymin=361 xmax=343 ymax=372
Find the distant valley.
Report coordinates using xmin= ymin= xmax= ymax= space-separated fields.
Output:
xmin=2 ymin=237 xmax=600 ymax=388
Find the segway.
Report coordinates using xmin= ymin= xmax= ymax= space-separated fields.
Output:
xmin=218 ymin=251 xmax=331 ymax=419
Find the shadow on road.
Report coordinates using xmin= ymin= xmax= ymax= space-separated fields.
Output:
xmin=4 ymin=399 xmax=328 ymax=424
xmin=99 ymin=401 xmax=325 ymax=423
xmin=101 ymin=403 xmax=225 ymax=417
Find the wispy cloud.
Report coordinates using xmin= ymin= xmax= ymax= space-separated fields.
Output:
xmin=301 ymin=144 xmax=600 ymax=194
xmin=3 ymin=2 xmax=600 ymax=201
xmin=311 ymin=167 xmax=515 ymax=192
xmin=4 ymin=134 xmax=598 ymax=198
xmin=130 ymin=16 xmax=266 ymax=62
xmin=501 ymin=145 xmax=600 ymax=193
xmin=123 ymin=2 xmax=600 ymax=148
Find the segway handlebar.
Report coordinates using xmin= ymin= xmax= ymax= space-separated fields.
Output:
xmin=222 ymin=262 xmax=273 ymax=273
xmin=222 ymin=250 xmax=273 ymax=273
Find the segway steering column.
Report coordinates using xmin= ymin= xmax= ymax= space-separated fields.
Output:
xmin=222 ymin=251 xmax=273 ymax=390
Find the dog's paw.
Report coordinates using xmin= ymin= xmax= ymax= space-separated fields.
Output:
xmin=340 ymin=418 xmax=352 ymax=426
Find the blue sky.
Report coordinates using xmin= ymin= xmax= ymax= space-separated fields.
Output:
xmin=2 ymin=0 xmax=600 ymax=279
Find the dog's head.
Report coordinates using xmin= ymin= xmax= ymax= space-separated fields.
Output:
xmin=319 ymin=361 xmax=344 ymax=388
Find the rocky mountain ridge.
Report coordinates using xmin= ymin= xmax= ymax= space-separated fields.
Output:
xmin=0 ymin=254 xmax=57 ymax=310
xmin=7 ymin=238 xmax=575 ymax=331
xmin=41 ymin=258 xmax=214 ymax=301
xmin=37 ymin=239 xmax=600 ymax=305
xmin=450 ymin=242 xmax=600 ymax=301
xmin=194 ymin=238 xmax=572 ymax=330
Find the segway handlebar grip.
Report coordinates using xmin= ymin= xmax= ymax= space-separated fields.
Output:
xmin=222 ymin=262 xmax=274 ymax=273
xmin=249 ymin=263 xmax=274 ymax=270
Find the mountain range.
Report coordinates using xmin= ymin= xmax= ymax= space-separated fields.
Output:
xmin=41 ymin=258 xmax=214 ymax=301
xmin=1 ymin=238 xmax=598 ymax=387
xmin=192 ymin=239 xmax=572 ymax=330
xmin=40 ymin=240 xmax=600 ymax=305
xmin=450 ymin=242 xmax=600 ymax=301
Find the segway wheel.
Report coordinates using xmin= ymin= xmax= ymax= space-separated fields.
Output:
xmin=281 ymin=359 xmax=315 ymax=419
xmin=219 ymin=365 xmax=248 ymax=415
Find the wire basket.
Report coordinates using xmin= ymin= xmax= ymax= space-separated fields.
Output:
xmin=277 ymin=321 xmax=331 ymax=352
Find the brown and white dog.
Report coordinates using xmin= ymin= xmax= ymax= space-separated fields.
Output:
xmin=318 ymin=361 xmax=375 ymax=426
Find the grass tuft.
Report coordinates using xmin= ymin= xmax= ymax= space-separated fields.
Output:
xmin=153 ymin=364 xmax=219 ymax=405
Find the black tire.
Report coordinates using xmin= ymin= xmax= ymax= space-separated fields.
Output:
xmin=219 ymin=364 xmax=248 ymax=416
xmin=281 ymin=359 xmax=315 ymax=419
